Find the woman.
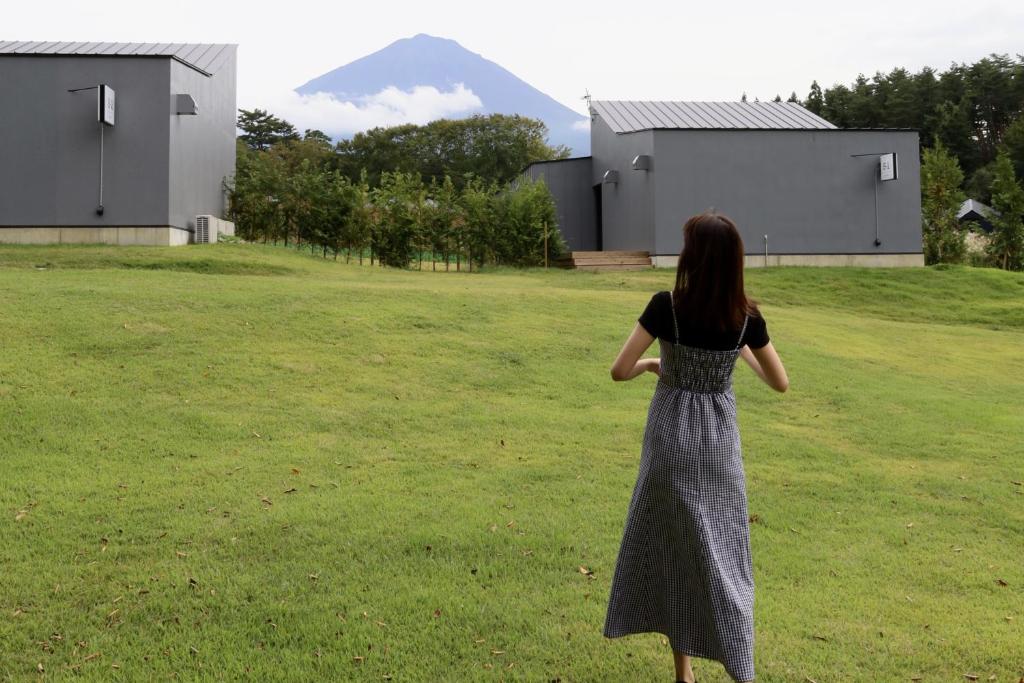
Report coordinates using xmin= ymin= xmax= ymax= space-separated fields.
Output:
xmin=602 ymin=212 xmax=788 ymax=683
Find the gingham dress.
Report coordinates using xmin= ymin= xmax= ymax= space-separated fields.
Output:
xmin=603 ymin=292 xmax=755 ymax=682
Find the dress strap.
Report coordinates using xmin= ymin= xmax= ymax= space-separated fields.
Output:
xmin=668 ymin=290 xmax=680 ymax=344
xmin=734 ymin=314 xmax=750 ymax=351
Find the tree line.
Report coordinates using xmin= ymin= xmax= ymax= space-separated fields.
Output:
xmin=791 ymin=54 xmax=1024 ymax=270
xmin=227 ymin=113 xmax=564 ymax=269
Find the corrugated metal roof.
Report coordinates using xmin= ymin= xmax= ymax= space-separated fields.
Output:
xmin=591 ymin=100 xmax=838 ymax=132
xmin=0 ymin=41 xmax=235 ymax=76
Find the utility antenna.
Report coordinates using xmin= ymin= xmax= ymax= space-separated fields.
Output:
xmin=582 ymin=89 xmax=594 ymax=120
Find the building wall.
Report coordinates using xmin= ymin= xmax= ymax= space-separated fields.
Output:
xmin=650 ymin=129 xmax=922 ymax=257
xmin=0 ymin=56 xmax=171 ymax=228
xmin=590 ymin=115 xmax=655 ymax=251
xmin=168 ymin=51 xmax=237 ymax=231
xmin=524 ymin=157 xmax=595 ymax=251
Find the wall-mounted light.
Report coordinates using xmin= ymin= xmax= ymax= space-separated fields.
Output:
xmin=603 ymin=170 xmax=619 ymax=185
xmin=175 ymin=94 xmax=199 ymax=115
xmin=631 ymin=154 xmax=652 ymax=171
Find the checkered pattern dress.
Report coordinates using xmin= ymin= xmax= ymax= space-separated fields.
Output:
xmin=603 ymin=292 xmax=755 ymax=682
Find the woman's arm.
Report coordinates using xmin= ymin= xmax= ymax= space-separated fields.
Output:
xmin=610 ymin=323 xmax=659 ymax=381
xmin=740 ymin=342 xmax=789 ymax=392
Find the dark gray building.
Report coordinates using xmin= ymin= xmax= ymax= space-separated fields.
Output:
xmin=527 ymin=100 xmax=923 ymax=267
xmin=0 ymin=41 xmax=237 ymax=245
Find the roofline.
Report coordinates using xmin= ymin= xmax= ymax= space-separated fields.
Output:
xmin=520 ymin=156 xmax=592 ymax=175
xmin=0 ymin=46 xmax=237 ymax=77
xmin=613 ymin=127 xmax=920 ymax=134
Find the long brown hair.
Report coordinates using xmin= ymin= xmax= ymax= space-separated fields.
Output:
xmin=672 ymin=211 xmax=758 ymax=331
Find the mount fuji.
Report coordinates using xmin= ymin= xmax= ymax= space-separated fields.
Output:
xmin=295 ymin=33 xmax=591 ymax=155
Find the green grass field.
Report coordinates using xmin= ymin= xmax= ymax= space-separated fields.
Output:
xmin=1 ymin=244 xmax=1022 ymax=682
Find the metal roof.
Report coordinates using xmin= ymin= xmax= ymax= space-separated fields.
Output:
xmin=957 ymin=198 xmax=999 ymax=221
xmin=0 ymin=41 xmax=236 ymax=76
xmin=590 ymin=100 xmax=838 ymax=133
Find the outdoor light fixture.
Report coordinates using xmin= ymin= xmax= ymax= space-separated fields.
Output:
xmin=603 ymin=170 xmax=619 ymax=185
xmin=632 ymin=155 xmax=652 ymax=171
xmin=850 ymin=151 xmax=898 ymax=247
xmin=68 ymin=83 xmax=116 ymax=215
xmin=879 ymin=152 xmax=898 ymax=181
xmin=175 ymin=94 xmax=199 ymax=115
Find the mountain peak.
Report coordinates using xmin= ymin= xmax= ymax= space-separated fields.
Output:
xmin=295 ymin=35 xmax=590 ymax=153
xmin=408 ymin=33 xmax=450 ymax=43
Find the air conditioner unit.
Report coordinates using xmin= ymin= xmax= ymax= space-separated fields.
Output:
xmin=195 ymin=215 xmax=212 ymax=243
xmin=193 ymin=215 xmax=236 ymax=244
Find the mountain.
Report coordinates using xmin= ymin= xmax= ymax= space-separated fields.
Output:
xmin=295 ymin=33 xmax=590 ymax=155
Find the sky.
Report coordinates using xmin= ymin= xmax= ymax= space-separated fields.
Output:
xmin=5 ymin=0 xmax=1023 ymax=134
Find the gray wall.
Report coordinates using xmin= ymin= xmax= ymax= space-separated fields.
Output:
xmin=0 ymin=52 xmax=237 ymax=232
xmin=525 ymin=157 xmax=596 ymax=251
xmin=0 ymin=56 xmax=171 ymax=227
xmin=590 ymin=115 xmax=654 ymax=251
xmin=650 ymin=129 xmax=922 ymax=256
xmin=168 ymin=51 xmax=237 ymax=230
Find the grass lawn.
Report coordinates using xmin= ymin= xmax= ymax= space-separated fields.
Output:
xmin=1 ymin=244 xmax=1022 ymax=681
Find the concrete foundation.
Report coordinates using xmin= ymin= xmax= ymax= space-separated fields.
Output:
xmin=651 ymin=253 xmax=925 ymax=268
xmin=0 ymin=226 xmax=192 ymax=246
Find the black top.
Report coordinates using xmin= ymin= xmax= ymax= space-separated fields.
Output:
xmin=638 ymin=291 xmax=770 ymax=350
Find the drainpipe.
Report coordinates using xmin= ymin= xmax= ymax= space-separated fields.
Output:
xmin=763 ymin=234 xmax=768 ymax=267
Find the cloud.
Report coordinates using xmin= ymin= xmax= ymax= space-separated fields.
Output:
xmin=253 ymin=83 xmax=484 ymax=139
xmin=571 ymin=118 xmax=591 ymax=132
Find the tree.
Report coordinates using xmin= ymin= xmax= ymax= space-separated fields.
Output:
xmin=226 ymin=140 xmax=286 ymax=242
xmin=772 ymin=94 xmax=782 ymax=103
xmin=1003 ymin=115 xmax=1024 ymax=180
xmin=495 ymin=175 xmax=563 ymax=266
xmin=237 ymin=108 xmax=300 ymax=151
xmin=787 ymin=92 xmax=800 ymax=103
xmin=425 ymin=176 xmax=461 ymax=270
xmin=805 ymin=81 xmax=824 ymax=115
xmin=965 ymin=161 xmax=998 ymax=205
xmin=920 ymin=139 xmax=967 ymax=264
xmin=335 ymin=113 xmax=569 ymax=190
xmin=372 ymin=171 xmax=424 ymax=267
xmin=986 ymin=151 xmax=1024 ymax=270
xmin=303 ymin=129 xmax=333 ymax=146
xmin=344 ymin=170 xmax=374 ymax=263
xmin=459 ymin=176 xmax=497 ymax=270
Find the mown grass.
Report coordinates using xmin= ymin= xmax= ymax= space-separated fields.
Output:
xmin=1 ymin=244 xmax=1022 ymax=682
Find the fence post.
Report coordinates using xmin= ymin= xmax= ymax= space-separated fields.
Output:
xmin=544 ymin=222 xmax=548 ymax=269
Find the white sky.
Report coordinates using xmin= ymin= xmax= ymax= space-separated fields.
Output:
xmin=6 ymin=0 xmax=1023 ymax=131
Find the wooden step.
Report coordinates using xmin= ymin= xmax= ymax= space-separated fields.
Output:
xmin=564 ymin=257 xmax=652 ymax=266
xmin=574 ymin=264 xmax=652 ymax=271
xmin=569 ymin=250 xmax=649 ymax=259
xmin=555 ymin=249 xmax=652 ymax=270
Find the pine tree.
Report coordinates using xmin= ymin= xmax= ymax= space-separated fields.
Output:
xmin=237 ymin=109 xmax=299 ymax=151
xmin=986 ymin=151 xmax=1024 ymax=270
xmin=920 ymin=139 xmax=967 ymax=264
xmin=805 ymin=81 xmax=824 ymax=115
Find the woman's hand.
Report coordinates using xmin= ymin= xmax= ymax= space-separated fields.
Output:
xmin=644 ymin=357 xmax=661 ymax=377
